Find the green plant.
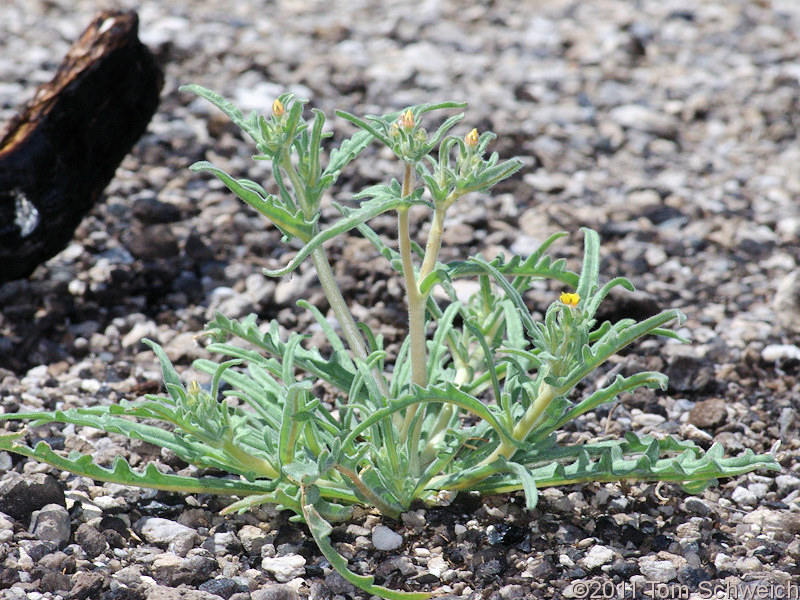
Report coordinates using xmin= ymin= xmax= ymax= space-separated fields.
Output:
xmin=0 ymin=88 xmax=779 ymax=599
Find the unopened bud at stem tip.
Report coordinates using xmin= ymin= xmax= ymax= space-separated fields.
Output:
xmin=400 ymin=109 xmax=414 ymax=130
xmin=272 ymin=98 xmax=285 ymax=117
xmin=465 ymin=128 xmax=479 ymax=147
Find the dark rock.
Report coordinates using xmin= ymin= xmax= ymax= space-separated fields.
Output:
xmin=39 ymin=569 xmax=71 ymax=593
xmin=307 ymin=582 xmax=329 ymax=600
xmin=324 ymin=571 xmax=357 ymax=595
xmin=29 ymin=503 xmax=71 ymax=548
xmin=486 ymin=523 xmax=528 ymax=547
xmin=0 ymin=472 xmax=65 ymax=521
xmin=70 ymin=571 xmax=107 ymax=600
xmin=444 ymin=544 xmax=469 ymax=565
xmin=471 ymin=547 xmax=508 ymax=580
xmin=610 ymin=559 xmax=638 ymax=578
xmin=185 ymin=231 xmax=216 ymax=261
xmin=27 ymin=541 xmax=58 ymax=562
xmin=184 ymin=554 xmax=219 ymax=584
xmin=99 ymin=515 xmax=129 ymax=536
xmin=621 ymin=525 xmax=647 ymax=547
xmin=100 ymin=587 xmax=147 ymax=600
xmin=528 ymin=557 xmax=555 ymax=579
xmin=132 ymin=196 xmax=182 ymax=224
xmin=198 ymin=577 xmax=248 ymax=599
xmin=665 ymin=355 xmax=712 ymax=392
xmin=75 ymin=522 xmax=108 ymax=558
xmin=122 ymin=224 xmax=180 ymax=261
xmin=565 ymin=567 xmax=587 ymax=579
xmin=651 ymin=534 xmax=672 ymax=552
xmin=178 ymin=507 xmax=213 ymax=529
xmin=414 ymin=572 xmax=439 ymax=584
xmin=641 ymin=204 xmax=687 ymax=226
xmin=688 ymin=398 xmax=728 ymax=430
xmin=98 ymin=515 xmax=129 ymax=549
xmin=103 ymin=528 xmax=128 ymax=549
xmin=677 ymin=566 xmax=713 ymax=586
xmin=38 ymin=550 xmax=76 ymax=573
xmin=594 ymin=515 xmax=622 ymax=540
xmin=0 ymin=566 xmax=20 ymax=589
xmin=451 ymin=491 xmax=482 ymax=513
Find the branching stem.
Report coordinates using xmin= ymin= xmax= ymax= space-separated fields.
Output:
xmin=279 ymin=155 xmax=389 ymax=397
xmin=482 ymin=382 xmax=558 ymax=466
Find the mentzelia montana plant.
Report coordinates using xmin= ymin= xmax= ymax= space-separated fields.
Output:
xmin=0 ymin=87 xmax=779 ymax=599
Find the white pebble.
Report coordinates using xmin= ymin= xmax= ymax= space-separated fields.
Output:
xmin=372 ymin=525 xmax=403 ymax=551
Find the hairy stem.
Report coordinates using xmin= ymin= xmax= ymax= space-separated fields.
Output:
xmin=398 ymin=164 xmax=427 ymax=387
xmin=429 ymin=383 xmax=560 ymax=493
xmin=398 ymin=163 xmax=428 ymax=438
xmin=483 ymin=382 xmax=559 ymax=466
xmin=280 ymin=154 xmax=389 ymax=397
xmin=419 ymin=205 xmax=447 ymax=283
xmin=333 ymin=465 xmax=401 ymax=518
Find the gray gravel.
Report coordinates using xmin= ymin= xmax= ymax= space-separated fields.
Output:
xmin=1 ymin=0 xmax=799 ymax=599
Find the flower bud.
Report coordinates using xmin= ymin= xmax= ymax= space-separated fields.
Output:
xmin=187 ymin=380 xmax=201 ymax=406
xmin=389 ymin=122 xmax=400 ymax=137
xmin=272 ymin=98 xmax=285 ymax=117
xmin=559 ymin=292 xmax=580 ymax=307
xmin=399 ymin=109 xmax=414 ymax=130
xmin=465 ymin=128 xmax=479 ymax=148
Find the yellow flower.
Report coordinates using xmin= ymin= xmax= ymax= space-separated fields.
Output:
xmin=465 ymin=128 xmax=479 ymax=148
xmin=272 ymin=98 xmax=285 ymax=117
xmin=560 ymin=292 xmax=580 ymax=307
xmin=399 ymin=109 xmax=414 ymax=130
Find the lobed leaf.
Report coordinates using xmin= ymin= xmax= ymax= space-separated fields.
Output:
xmin=455 ymin=433 xmax=780 ymax=495
xmin=0 ymin=432 xmax=271 ymax=496
xmin=262 ymin=193 xmax=420 ymax=277
xmin=190 ymin=161 xmax=317 ymax=241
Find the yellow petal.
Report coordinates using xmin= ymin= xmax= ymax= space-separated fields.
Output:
xmin=400 ymin=109 xmax=414 ymax=130
xmin=559 ymin=292 xmax=580 ymax=307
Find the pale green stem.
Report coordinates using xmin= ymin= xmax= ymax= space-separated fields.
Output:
xmin=428 ymin=382 xmax=560 ymax=492
xmin=223 ymin=442 xmax=280 ymax=479
xmin=398 ymin=206 xmax=425 ymax=388
xmin=398 ymin=163 xmax=429 ymax=439
xmin=419 ymin=205 xmax=447 ymax=283
xmin=333 ymin=464 xmax=400 ymax=518
xmin=482 ymin=382 xmax=558 ymax=465
xmin=419 ymin=404 xmax=453 ymax=465
xmin=279 ymin=155 xmax=389 ymax=397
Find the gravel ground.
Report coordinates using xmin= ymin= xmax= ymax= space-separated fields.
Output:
xmin=1 ymin=1 xmax=799 ymax=599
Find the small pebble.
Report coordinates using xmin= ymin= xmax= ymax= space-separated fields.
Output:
xmin=372 ymin=525 xmax=403 ymax=551
xmin=261 ymin=554 xmax=306 ymax=583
